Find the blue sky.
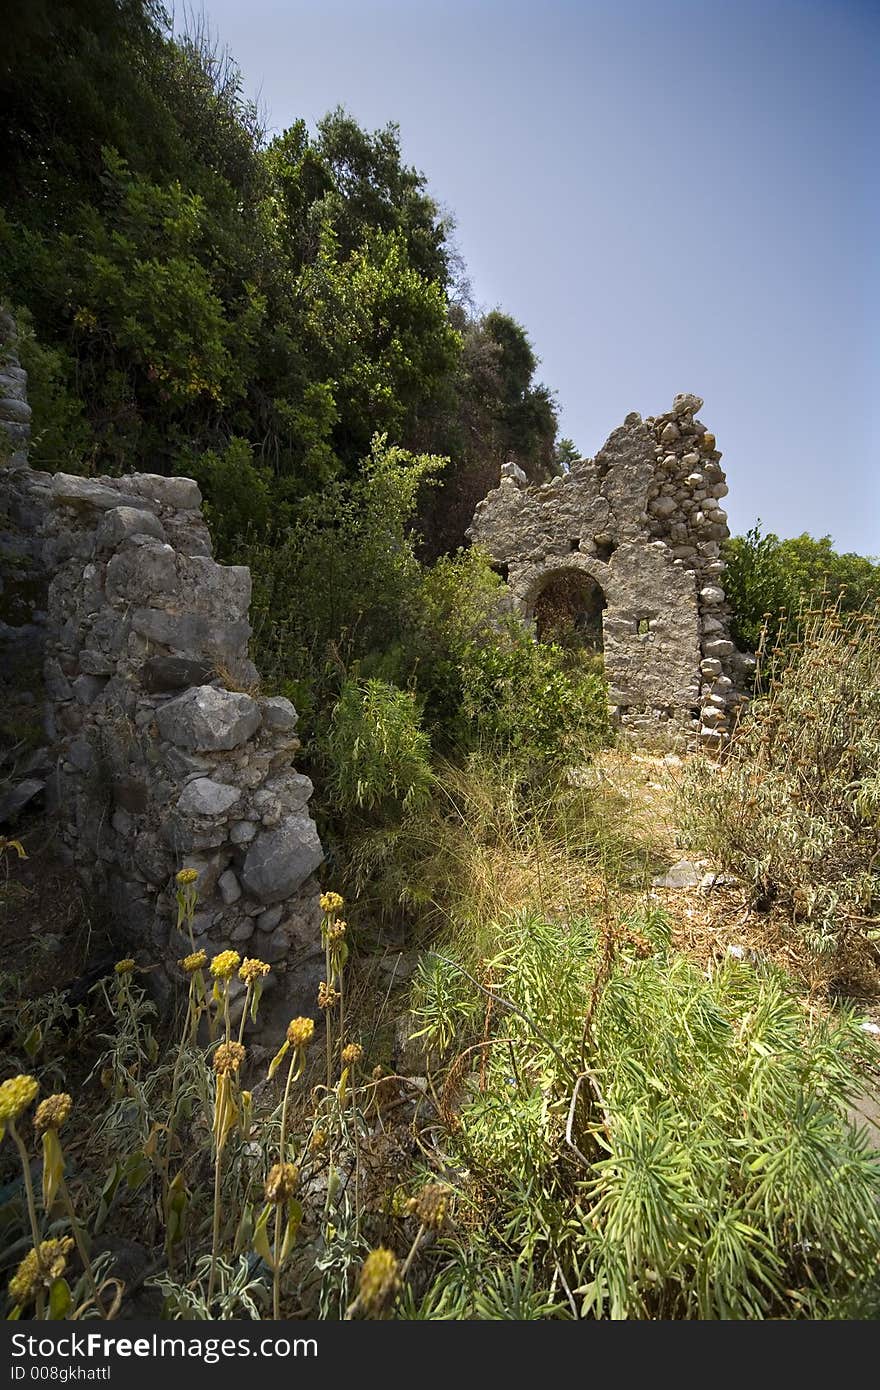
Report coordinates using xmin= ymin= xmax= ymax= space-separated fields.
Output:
xmin=195 ymin=0 xmax=878 ymax=554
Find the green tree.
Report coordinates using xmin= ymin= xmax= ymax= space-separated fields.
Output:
xmin=724 ymin=523 xmax=880 ymax=652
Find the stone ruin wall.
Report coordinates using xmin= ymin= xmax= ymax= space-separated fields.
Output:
xmin=0 ymin=312 xmax=325 ymax=1032
xmin=469 ymin=392 xmax=754 ymax=748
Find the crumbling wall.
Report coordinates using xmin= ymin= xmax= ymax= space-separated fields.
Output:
xmin=0 ymin=312 xmax=325 ymax=1028
xmin=469 ymin=394 xmax=754 ymax=748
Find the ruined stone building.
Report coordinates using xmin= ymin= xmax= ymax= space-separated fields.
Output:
xmin=2 ymin=288 xmax=754 ymax=1020
xmin=468 ymin=393 xmax=753 ymax=747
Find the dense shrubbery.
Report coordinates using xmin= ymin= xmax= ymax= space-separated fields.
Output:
xmin=724 ymin=524 xmax=880 ymax=653
xmin=241 ymin=436 xmax=608 ymax=777
xmin=679 ymin=606 xmax=880 ymax=955
xmin=327 ymin=680 xmax=434 ymax=819
xmin=409 ymin=911 xmax=880 ymax=1319
xmin=231 ymin=436 xmax=611 ymax=924
xmin=1 ymin=0 xmax=560 ymax=549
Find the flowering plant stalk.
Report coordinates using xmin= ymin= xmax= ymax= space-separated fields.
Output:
xmin=207 ymin=1041 xmax=246 ymax=1305
xmin=1 ymin=1075 xmax=42 ymax=1294
xmin=264 ymin=1017 xmax=314 ymax=1316
xmin=34 ymin=1094 xmax=106 ymax=1317
xmin=161 ymin=948 xmax=208 ymax=1241
xmin=319 ymin=893 xmax=348 ymax=1087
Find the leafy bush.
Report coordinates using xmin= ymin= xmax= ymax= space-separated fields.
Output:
xmin=188 ymin=437 xmax=274 ymax=552
xmin=678 ymin=606 xmax=880 ymax=955
xmin=1 ymin=6 xmax=559 ymax=549
xmin=724 ymin=524 xmax=880 ymax=653
xmin=11 ymin=309 xmax=91 ymax=472
xmin=243 ymin=436 xmax=444 ymax=713
xmin=459 ymin=632 xmax=610 ymax=774
xmin=410 ymin=910 xmax=880 ymax=1319
xmin=326 ymin=678 xmax=434 ymax=818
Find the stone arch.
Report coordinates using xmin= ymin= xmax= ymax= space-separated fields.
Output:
xmin=522 ymin=559 xmax=610 ymax=655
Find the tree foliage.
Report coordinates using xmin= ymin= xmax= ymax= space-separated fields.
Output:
xmin=0 ymin=0 xmax=558 ymax=550
xmin=724 ymin=524 xmax=880 ymax=651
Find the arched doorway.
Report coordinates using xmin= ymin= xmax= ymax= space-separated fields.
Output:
xmin=532 ymin=570 xmax=607 ymax=655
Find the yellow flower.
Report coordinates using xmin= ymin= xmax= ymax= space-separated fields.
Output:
xmin=213 ymin=1041 xmax=246 ymax=1075
xmin=309 ymin=1129 xmax=328 ymax=1153
xmin=341 ymin=1043 xmax=363 ymax=1068
xmin=357 ymin=1248 xmax=400 ymax=1316
xmin=239 ymin=957 xmax=271 ymax=986
xmin=176 ymin=868 xmax=199 ymax=885
xmin=9 ymin=1238 xmax=73 ymax=1307
xmin=114 ymin=958 xmax=135 ymax=975
xmin=328 ymin=920 xmax=347 ymax=942
xmin=34 ymin=1094 xmax=72 ymax=1134
xmin=286 ymin=1017 xmax=315 ymax=1050
xmin=180 ymin=949 xmax=207 ymax=973
xmin=320 ymin=891 xmax=344 ymax=914
xmin=317 ymin=980 xmax=340 ymax=1010
xmin=210 ymin=950 xmax=241 ymax=982
xmin=0 ymin=1074 xmax=39 ymax=1124
xmin=265 ymin=1162 xmax=299 ymax=1204
xmin=407 ymin=1183 xmax=449 ymax=1232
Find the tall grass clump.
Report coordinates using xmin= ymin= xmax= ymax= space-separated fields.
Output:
xmin=408 ymin=910 xmax=880 ymax=1319
xmin=678 ymin=605 xmax=880 ymax=957
xmin=327 ymin=678 xmax=434 ymax=819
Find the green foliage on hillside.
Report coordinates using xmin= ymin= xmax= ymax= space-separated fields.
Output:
xmin=724 ymin=524 xmax=880 ymax=652
xmin=0 ymin=0 xmax=559 ymax=544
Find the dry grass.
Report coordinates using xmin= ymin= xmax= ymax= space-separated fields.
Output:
xmin=433 ymin=742 xmax=880 ymax=1018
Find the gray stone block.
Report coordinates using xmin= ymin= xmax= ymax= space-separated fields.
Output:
xmin=155 ymin=685 xmax=261 ymax=751
xmin=176 ymin=778 xmax=242 ymax=818
xmin=241 ymin=814 xmax=324 ymax=904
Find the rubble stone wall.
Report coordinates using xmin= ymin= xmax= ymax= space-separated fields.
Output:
xmin=0 ymin=311 xmax=325 ymax=1028
xmin=468 ymin=394 xmax=754 ymax=748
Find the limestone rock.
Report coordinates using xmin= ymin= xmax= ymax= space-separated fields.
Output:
xmin=230 ymin=819 xmax=258 ymax=845
xmin=0 ymin=397 xmax=32 ymax=423
xmin=96 ymin=506 xmax=166 ymax=551
xmin=176 ymin=778 xmax=241 ymax=818
xmin=155 ymin=685 xmax=261 ymax=751
xmin=0 ymin=778 xmax=45 ymax=823
xmin=500 ymin=459 xmax=529 ymax=486
xmin=261 ymin=696 xmax=299 ymax=732
xmin=127 ymin=474 xmax=201 ymax=511
xmin=703 ymin=638 xmax=734 ymax=660
xmin=130 ymin=609 xmax=253 ymax=671
xmin=106 ymin=539 xmax=179 ymax=606
xmin=218 ymin=869 xmax=242 ymax=905
xmin=672 ymin=393 xmax=704 ymax=418
xmin=241 ymin=814 xmax=324 ymax=904
xmin=140 ymin=655 xmax=215 ymax=693
xmin=52 ymin=474 xmax=148 ymax=512
xmin=652 ymin=858 xmax=704 ymax=890
xmin=256 ymin=905 xmax=283 ymax=933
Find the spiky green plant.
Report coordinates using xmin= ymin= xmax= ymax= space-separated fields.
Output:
xmin=410 ymin=909 xmax=880 ymax=1320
